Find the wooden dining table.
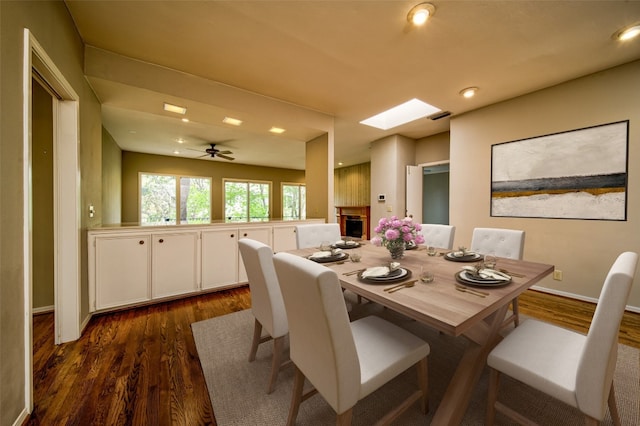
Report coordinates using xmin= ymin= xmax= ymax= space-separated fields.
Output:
xmin=290 ymin=242 xmax=554 ymax=425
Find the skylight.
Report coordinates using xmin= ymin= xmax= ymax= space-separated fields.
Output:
xmin=360 ymin=98 xmax=441 ymax=130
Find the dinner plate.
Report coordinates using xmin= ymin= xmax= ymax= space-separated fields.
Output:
xmin=455 ymin=271 xmax=511 ymax=287
xmin=307 ymin=251 xmax=349 ymax=263
xmin=332 ymin=242 xmax=361 ymax=249
xmin=445 ymin=252 xmax=482 ymax=262
xmin=358 ymin=267 xmax=410 ymax=284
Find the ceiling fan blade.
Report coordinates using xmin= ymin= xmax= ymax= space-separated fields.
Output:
xmin=218 ymin=150 xmax=233 ymax=155
xmin=217 ymin=154 xmax=235 ymax=161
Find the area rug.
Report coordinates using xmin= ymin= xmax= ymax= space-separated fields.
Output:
xmin=192 ymin=307 xmax=639 ymax=425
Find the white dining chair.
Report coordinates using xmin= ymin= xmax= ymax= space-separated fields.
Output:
xmin=273 ymin=252 xmax=430 ymax=425
xmin=486 ymin=251 xmax=638 ymax=426
xmin=420 ymin=224 xmax=456 ymax=249
xmin=470 ymin=227 xmax=525 ymax=327
xmin=294 ymin=223 xmax=342 ymax=249
xmin=238 ymin=238 xmax=289 ymax=394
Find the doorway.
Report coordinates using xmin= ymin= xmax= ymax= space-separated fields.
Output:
xmin=422 ymin=163 xmax=450 ymax=224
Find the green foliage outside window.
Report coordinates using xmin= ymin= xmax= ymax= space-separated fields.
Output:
xmin=141 ymin=174 xmax=211 ymax=225
xmin=282 ymin=184 xmax=306 ymax=220
xmin=225 ymin=180 xmax=270 ymax=222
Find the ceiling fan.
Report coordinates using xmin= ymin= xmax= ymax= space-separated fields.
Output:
xmin=199 ymin=143 xmax=235 ymax=161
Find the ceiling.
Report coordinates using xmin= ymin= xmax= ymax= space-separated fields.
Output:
xmin=64 ymin=1 xmax=640 ymax=170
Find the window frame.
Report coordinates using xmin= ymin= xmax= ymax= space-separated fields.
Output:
xmin=281 ymin=182 xmax=306 ymax=220
xmin=223 ymin=178 xmax=272 ymax=223
xmin=139 ymin=172 xmax=212 ymax=225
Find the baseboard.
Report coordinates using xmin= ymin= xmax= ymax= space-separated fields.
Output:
xmin=32 ymin=305 xmax=54 ymax=315
xmin=12 ymin=408 xmax=28 ymax=426
xmin=530 ymin=285 xmax=640 ymax=314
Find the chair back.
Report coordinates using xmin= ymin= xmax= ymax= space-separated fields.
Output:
xmin=576 ymin=251 xmax=638 ymax=420
xmin=470 ymin=227 xmax=525 ymax=260
xmin=295 ymin=223 xmax=341 ymax=249
xmin=420 ymin=224 xmax=456 ymax=249
xmin=238 ymin=238 xmax=288 ymax=338
xmin=273 ymin=252 xmax=360 ymax=412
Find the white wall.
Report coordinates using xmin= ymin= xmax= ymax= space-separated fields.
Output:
xmin=449 ymin=60 xmax=640 ymax=309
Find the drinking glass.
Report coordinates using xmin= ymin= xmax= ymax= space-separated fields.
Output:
xmin=419 ymin=267 xmax=434 ymax=283
xmin=320 ymin=241 xmax=331 ymax=252
xmin=484 ymin=254 xmax=497 ymax=270
xmin=427 ymin=246 xmax=437 ymax=256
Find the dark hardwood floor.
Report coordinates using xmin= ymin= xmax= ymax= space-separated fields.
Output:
xmin=26 ymin=287 xmax=639 ymax=425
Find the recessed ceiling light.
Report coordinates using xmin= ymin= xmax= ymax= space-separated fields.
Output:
xmin=407 ymin=2 xmax=435 ymax=26
xmin=223 ymin=117 xmax=243 ymax=126
xmin=270 ymin=127 xmax=286 ymax=134
xmin=176 ymin=138 xmax=185 ymax=144
xmin=181 ymin=118 xmax=190 ymax=123
xmin=615 ymin=24 xmax=640 ymax=41
xmin=163 ymin=102 xmax=187 ymax=115
xmin=459 ymin=87 xmax=479 ymax=98
xmin=173 ymin=150 xmax=180 ymax=155
xmin=360 ymin=98 xmax=441 ymax=130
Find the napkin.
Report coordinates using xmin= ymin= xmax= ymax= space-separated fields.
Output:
xmin=309 ymin=251 xmax=332 ymax=259
xmin=461 ymin=266 xmax=510 ymax=281
xmin=453 ymin=251 xmax=475 ymax=257
xmin=361 ymin=266 xmax=390 ymax=278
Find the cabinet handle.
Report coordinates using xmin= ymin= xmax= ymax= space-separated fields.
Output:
xmin=243 ymin=233 xmax=248 ymax=237
xmin=159 ymin=239 xmax=164 ymax=243
xmin=230 ymin=234 xmax=235 ymax=238
xmin=139 ymin=240 xmax=144 ymax=245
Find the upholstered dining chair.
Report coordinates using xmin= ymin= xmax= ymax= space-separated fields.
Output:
xmin=420 ymin=224 xmax=456 ymax=250
xmin=470 ymin=227 xmax=525 ymax=327
xmin=238 ymin=238 xmax=289 ymax=394
xmin=486 ymin=251 xmax=638 ymax=426
xmin=294 ymin=223 xmax=342 ymax=249
xmin=273 ymin=252 xmax=430 ymax=426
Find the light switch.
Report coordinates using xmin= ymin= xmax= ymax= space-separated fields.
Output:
xmin=89 ymin=204 xmax=95 ymax=218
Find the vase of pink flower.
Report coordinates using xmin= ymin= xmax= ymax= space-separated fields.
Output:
xmin=371 ymin=216 xmax=424 ymax=259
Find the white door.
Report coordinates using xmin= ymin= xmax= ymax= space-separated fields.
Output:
xmin=152 ymin=232 xmax=199 ymax=298
xmin=238 ymin=226 xmax=272 ymax=282
xmin=406 ymin=165 xmax=423 ymax=221
xmin=201 ymin=228 xmax=239 ymax=289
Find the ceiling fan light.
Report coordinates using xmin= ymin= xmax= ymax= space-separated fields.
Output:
xmin=408 ymin=3 xmax=435 ymax=26
xmin=270 ymin=127 xmax=286 ymax=134
xmin=616 ymin=24 xmax=640 ymax=41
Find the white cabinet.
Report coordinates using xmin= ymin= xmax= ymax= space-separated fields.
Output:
xmin=201 ymin=226 xmax=271 ymax=289
xmin=272 ymin=225 xmax=298 ymax=252
xmin=201 ymin=228 xmax=239 ymax=290
xmin=151 ymin=231 xmax=199 ymax=298
xmin=94 ymin=234 xmax=151 ymax=310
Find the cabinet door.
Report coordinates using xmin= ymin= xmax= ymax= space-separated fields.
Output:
xmin=272 ymin=225 xmax=298 ymax=253
xmin=152 ymin=232 xmax=199 ymax=298
xmin=238 ymin=226 xmax=272 ymax=282
xmin=201 ymin=228 xmax=239 ymax=289
xmin=95 ymin=235 xmax=151 ymax=310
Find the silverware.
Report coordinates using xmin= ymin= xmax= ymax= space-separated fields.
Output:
xmin=343 ymin=268 xmax=366 ymax=276
xmin=499 ymin=268 xmax=526 ymax=278
xmin=455 ymin=284 xmax=488 ymax=298
xmin=384 ymin=280 xmax=417 ymax=293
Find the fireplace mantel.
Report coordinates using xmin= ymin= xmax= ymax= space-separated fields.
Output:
xmin=335 ymin=206 xmax=370 ymax=240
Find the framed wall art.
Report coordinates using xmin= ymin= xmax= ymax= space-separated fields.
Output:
xmin=490 ymin=120 xmax=628 ymax=220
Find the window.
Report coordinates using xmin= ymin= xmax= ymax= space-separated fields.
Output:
xmin=282 ymin=183 xmax=306 ymax=220
xmin=224 ymin=179 xmax=271 ymax=222
xmin=140 ymin=173 xmax=211 ymax=225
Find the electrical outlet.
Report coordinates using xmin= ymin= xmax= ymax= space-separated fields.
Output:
xmin=553 ymin=270 xmax=563 ymax=281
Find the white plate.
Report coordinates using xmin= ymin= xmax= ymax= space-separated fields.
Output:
xmin=359 ymin=267 xmax=409 ymax=283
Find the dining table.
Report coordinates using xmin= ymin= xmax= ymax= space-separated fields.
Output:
xmin=289 ymin=242 xmax=554 ymax=426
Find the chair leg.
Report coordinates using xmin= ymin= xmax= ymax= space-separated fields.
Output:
xmin=416 ymin=357 xmax=429 ymax=414
xmin=608 ymin=384 xmax=622 ymax=426
xmin=267 ymin=336 xmax=285 ymax=394
xmin=249 ymin=318 xmax=262 ymax=362
xmin=286 ymin=365 xmax=305 ymax=426
xmin=486 ymin=368 xmax=500 ymax=426
xmin=336 ymin=408 xmax=353 ymax=426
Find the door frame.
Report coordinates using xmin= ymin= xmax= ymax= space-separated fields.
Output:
xmin=23 ymin=29 xmax=81 ymax=411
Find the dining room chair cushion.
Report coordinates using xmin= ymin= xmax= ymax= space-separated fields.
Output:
xmin=294 ymin=223 xmax=342 ymax=249
xmin=273 ymin=251 xmax=430 ymax=420
xmin=420 ymin=224 xmax=456 ymax=249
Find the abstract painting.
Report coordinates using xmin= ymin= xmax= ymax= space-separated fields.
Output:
xmin=491 ymin=121 xmax=628 ymax=220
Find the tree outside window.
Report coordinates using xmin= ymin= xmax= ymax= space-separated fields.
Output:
xmin=140 ymin=173 xmax=211 ymax=225
xmin=224 ymin=179 xmax=271 ymax=222
xmin=282 ymin=183 xmax=306 ymax=220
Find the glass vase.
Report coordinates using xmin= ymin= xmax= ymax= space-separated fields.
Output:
xmin=387 ymin=244 xmax=405 ymax=259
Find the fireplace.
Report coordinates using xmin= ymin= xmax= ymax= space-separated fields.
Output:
xmin=336 ymin=206 xmax=370 ymax=240
xmin=345 ymin=216 xmax=363 ymax=238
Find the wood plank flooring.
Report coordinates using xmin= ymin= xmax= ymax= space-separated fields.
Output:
xmin=26 ymin=287 xmax=639 ymax=425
